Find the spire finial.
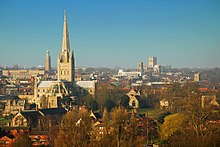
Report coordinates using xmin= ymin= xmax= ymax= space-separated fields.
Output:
xmin=61 ymin=9 xmax=70 ymax=58
xmin=64 ymin=9 xmax=66 ymax=19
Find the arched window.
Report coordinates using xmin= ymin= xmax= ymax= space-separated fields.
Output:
xmin=132 ymin=100 xmax=136 ymax=107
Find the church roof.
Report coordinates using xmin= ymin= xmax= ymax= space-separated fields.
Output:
xmin=40 ymin=108 xmax=67 ymax=115
xmin=38 ymin=81 xmax=53 ymax=88
xmin=21 ymin=110 xmax=41 ymax=119
xmin=20 ymin=110 xmax=41 ymax=128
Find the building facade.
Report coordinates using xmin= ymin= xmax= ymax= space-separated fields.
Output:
xmin=137 ymin=62 xmax=144 ymax=73
xmin=118 ymin=70 xmax=141 ymax=78
xmin=2 ymin=69 xmax=45 ymax=78
xmin=127 ymin=89 xmax=140 ymax=109
xmin=194 ymin=72 xmax=200 ymax=82
xmin=148 ymin=57 xmax=157 ymax=68
xmin=153 ymin=64 xmax=161 ymax=75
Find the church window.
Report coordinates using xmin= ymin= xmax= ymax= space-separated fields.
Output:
xmin=132 ymin=100 xmax=136 ymax=107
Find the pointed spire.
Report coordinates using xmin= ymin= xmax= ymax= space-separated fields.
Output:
xmin=62 ymin=9 xmax=70 ymax=55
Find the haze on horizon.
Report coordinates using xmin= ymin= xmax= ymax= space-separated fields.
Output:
xmin=0 ymin=0 xmax=220 ymax=69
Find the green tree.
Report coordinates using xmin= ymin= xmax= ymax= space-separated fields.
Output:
xmin=158 ymin=111 xmax=171 ymax=124
xmin=160 ymin=113 xmax=187 ymax=140
xmin=160 ymin=97 xmax=220 ymax=146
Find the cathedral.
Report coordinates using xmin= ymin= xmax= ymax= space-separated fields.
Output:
xmin=34 ymin=10 xmax=75 ymax=108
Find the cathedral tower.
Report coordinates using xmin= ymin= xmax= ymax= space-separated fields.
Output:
xmin=57 ymin=10 xmax=75 ymax=84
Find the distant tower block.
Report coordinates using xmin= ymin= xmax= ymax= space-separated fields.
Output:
xmin=137 ymin=62 xmax=144 ymax=73
xmin=45 ymin=50 xmax=51 ymax=72
xmin=194 ymin=72 xmax=200 ymax=82
xmin=148 ymin=57 xmax=157 ymax=68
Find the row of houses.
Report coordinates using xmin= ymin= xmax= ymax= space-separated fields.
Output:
xmin=0 ymin=103 xmax=157 ymax=146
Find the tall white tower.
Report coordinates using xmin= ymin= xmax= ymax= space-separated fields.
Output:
xmin=148 ymin=57 xmax=157 ymax=68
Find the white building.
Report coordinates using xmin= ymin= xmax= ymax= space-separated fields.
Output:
xmin=153 ymin=64 xmax=161 ymax=75
xmin=118 ymin=70 xmax=141 ymax=78
xmin=148 ymin=57 xmax=157 ymax=68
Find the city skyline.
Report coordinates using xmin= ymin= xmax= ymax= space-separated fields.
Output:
xmin=0 ymin=0 xmax=220 ymax=69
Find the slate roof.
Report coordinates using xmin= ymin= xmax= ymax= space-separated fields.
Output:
xmin=20 ymin=110 xmax=41 ymax=128
xmin=93 ymin=112 xmax=102 ymax=119
xmin=21 ymin=110 xmax=40 ymax=118
xmin=0 ymin=95 xmax=13 ymax=100
xmin=38 ymin=81 xmax=53 ymax=88
xmin=39 ymin=108 xmax=67 ymax=115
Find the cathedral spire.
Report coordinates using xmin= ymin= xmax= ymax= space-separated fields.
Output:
xmin=58 ymin=10 xmax=75 ymax=84
xmin=62 ymin=9 xmax=70 ymax=55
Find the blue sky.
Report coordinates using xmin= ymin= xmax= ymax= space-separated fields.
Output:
xmin=0 ymin=0 xmax=220 ymax=68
